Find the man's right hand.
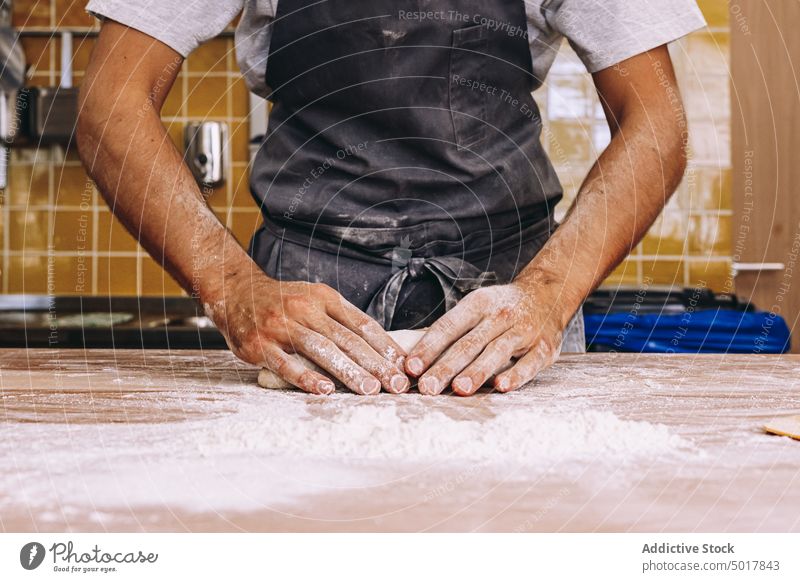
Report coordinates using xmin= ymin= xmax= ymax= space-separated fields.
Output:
xmin=78 ymin=21 xmax=408 ymax=396
xmin=206 ymin=272 xmax=410 ymax=395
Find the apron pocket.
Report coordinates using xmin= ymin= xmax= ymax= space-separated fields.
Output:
xmin=449 ymin=24 xmax=489 ymax=150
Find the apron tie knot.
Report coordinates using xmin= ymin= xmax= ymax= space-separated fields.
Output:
xmin=407 ymin=257 xmax=427 ymax=280
xmin=366 ymin=256 xmax=497 ymax=330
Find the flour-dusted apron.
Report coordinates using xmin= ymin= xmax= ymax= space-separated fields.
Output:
xmin=249 ymin=0 xmax=579 ymax=341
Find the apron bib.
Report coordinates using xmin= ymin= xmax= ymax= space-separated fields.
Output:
xmin=249 ymin=0 xmax=562 ymax=330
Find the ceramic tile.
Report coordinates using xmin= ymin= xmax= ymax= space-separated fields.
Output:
xmin=26 ymin=72 xmax=54 ymax=89
xmin=51 ymin=209 xmax=92 ymax=252
xmin=96 ymin=211 xmax=138 ymax=253
xmin=697 ymin=0 xmax=729 ymax=27
xmin=688 ymin=119 xmax=730 ymax=166
xmin=229 ymin=210 xmax=262 ymax=248
xmin=641 ymin=211 xmax=687 ymax=256
xmin=680 ymin=166 xmax=732 ymax=212
xmin=165 ymin=121 xmax=184 ymax=151
xmin=642 ymin=260 xmax=685 ymax=286
xmin=685 ymin=31 xmax=730 ymax=71
xmin=187 ymin=38 xmax=231 ymax=74
xmin=545 ymin=120 xmax=593 ymax=166
xmin=96 ymin=256 xmax=137 ymax=295
xmin=689 ymin=259 xmax=732 ymax=293
xmin=20 ymin=37 xmax=53 ymax=73
xmin=547 ymin=76 xmax=593 ymax=119
xmin=685 ymin=74 xmax=730 ymax=122
xmin=8 ymin=210 xmax=48 ymax=250
xmin=229 ymin=165 xmax=254 ymax=209
xmin=688 ymin=215 xmax=731 ymax=256
xmin=53 ymin=164 xmax=93 ymax=207
xmin=602 ymin=260 xmax=639 ymax=287
xmin=5 ymin=255 xmax=48 ymax=293
xmin=141 ymin=257 xmax=184 ymax=296
xmin=231 ymin=76 xmax=250 ymax=117
xmin=549 ymin=46 xmax=585 ymax=76
xmin=7 ymin=162 xmax=50 ymax=206
xmin=52 ymin=255 xmax=90 ymax=294
xmin=161 ymin=80 xmax=184 ymax=118
xmin=13 ymin=0 xmax=51 ymax=27
xmin=206 ymin=183 xmax=229 ymax=212
xmin=71 ymin=38 xmax=96 ymax=73
xmin=552 ymin=165 xmax=590 ymax=208
xmin=54 ymin=0 xmax=95 ymax=27
xmin=229 ymin=120 xmax=251 ymax=164
xmin=187 ymin=76 xmax=229 ymax=118
xmin=591 ymin=122 xmax=611 ymax=153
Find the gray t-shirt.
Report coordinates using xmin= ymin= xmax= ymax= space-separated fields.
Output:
xmin=87 ymin=0 xmax=706 ymax=97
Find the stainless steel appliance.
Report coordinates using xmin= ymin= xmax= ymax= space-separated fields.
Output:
xmin=0 ymin=295 xmax=227 ymax=349
xmin=0 ymin=0 xmax=25 ymax=188
xmin=184 ymin=121 xmax=228 ymax=187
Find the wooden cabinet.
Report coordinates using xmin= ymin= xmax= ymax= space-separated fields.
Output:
xmin=731 ymin=0 xmax=800 ymax=352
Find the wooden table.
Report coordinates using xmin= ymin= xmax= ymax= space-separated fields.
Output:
xmin=1 ymin=349 xmax=798 ymax=532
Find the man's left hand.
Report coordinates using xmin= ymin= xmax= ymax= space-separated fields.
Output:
xmin=404 ymin=283 xmax=566 ymax=396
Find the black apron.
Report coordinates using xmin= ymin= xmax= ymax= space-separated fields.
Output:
xmin=249 ymin=0 xmax=563 ymax=330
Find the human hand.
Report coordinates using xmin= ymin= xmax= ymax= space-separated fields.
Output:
xmin=404 ymin=283 xmax=565 ymax=396
xmin=205 ymin=273 xmax=410 ymax=395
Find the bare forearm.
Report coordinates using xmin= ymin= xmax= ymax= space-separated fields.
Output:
xmin=77 ymin=94 xmax=256 ymax=305
xmin=516 ymin=112 xmax=686 ymax=325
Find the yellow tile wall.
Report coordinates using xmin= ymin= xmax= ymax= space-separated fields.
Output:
xmin=1 ymin=0 xmax=257 ymax=296
xmin=543 ymin=0 xmax=732 ymax=291
xmin=1 ymin=0 xmax=731 ymax=297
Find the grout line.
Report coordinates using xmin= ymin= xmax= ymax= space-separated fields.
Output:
xmin=1 ymin=187 xmax=8 ymax=292
xmin=46 ymin=147 xmax=55 ymax=252
xmin=136 ymin=248 xmax=142 ymax=296
xmin=226 ymin=37 xmax=234 ymax=226
xmin=92 ymin=186 xmax=99 ymax=295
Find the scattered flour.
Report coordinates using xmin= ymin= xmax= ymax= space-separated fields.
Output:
xmin=0 ymin=388 xmax=697 ymax=517
xmin=185 ymin=394 xmax=693 ymax=465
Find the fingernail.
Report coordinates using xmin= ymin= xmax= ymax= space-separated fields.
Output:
xmin=407 ymin=357 xmax=424 ymax=376
xmin=496 ymin=377 xmax=510 ymax=392
xmin=453 ymin=377 xmax=473 ymax=394
xmin=318 ymin=380 xmax=335 ymax=395
xmin=390 ymin=374 xmax=409 ymax=393
xmin=419 ymin=376 xmax=440 ymax=395
xmin=361 ymin=377 xmax=381 ymax=395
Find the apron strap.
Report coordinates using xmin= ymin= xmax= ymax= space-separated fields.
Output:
xmin=366 ymin=256 xmax=497 ymax=330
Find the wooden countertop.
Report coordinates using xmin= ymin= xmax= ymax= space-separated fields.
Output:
xmin=1 ymin=349 xmax=799 ymax=532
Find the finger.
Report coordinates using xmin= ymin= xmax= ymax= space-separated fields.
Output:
xmin=493 ymin=338 xmax=558 ymax=393
xmin=296 ymin=327 xmax=382 ymax=395
xmin=418 ymin=320 xmax=504 ymax=396
xmin=452 ymin=331 xmax=518 ymax=396
xmin=313 ymin=317 xmax=410 ymax=394
xmin=262 ymin=345 xmax=335 ymax=395
xmin=405 ymin=296 xmax=485 ymax=378
xmin=327 ymin=296 xmax=407 ymax=369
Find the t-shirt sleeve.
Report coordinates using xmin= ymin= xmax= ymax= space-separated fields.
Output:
xmin=86 ymin=0 xmax=244 ymax=57
xmin=544 ymin=0 xmax=707 ymax=73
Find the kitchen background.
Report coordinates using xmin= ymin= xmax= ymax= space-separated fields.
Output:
xmin=1 ymin=0 xmax=730 ymax=297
